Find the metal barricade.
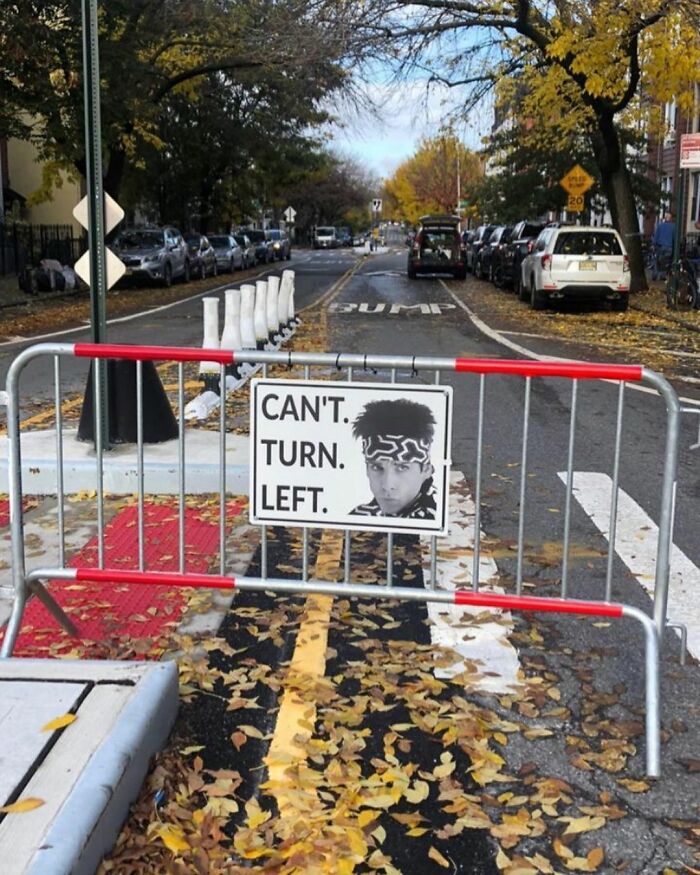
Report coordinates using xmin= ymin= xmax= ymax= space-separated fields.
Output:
xmin=1 ymin=342 xmax=683 ymax=777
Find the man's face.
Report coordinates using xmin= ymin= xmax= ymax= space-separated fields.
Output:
xmin=365 ymin=457 xmax=431 ymax=515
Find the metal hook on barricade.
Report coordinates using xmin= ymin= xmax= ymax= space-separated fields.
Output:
xmin=335 ymin=353 xmax=343 ymax=372
xmin=287 ymin=351 xmax=293 ymax=371
xmin=410 ymin=356 xmax=418 ymax=379
xmin=362 ymin=354 xmax=377 ymax=375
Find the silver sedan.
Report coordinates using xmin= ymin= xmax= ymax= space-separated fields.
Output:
xmin=209 ymin=234 xmax=244 ymax=273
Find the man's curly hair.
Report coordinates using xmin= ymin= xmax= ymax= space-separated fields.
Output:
xmin=352 ymin=399 xmax=436 ymax=442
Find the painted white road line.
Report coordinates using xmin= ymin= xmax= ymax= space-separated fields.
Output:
xmin=421 ymin=471 xmax=522 ymax=692
xmin=442 ymin=281 xmax=700 ymax=406
xmin=560 ymin=471 xmax=700 ymax=660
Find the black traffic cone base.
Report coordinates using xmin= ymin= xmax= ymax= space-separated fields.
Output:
xmin=78 ymin=359 xmax=179 ymax=445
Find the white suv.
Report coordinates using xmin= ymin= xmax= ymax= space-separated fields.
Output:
xmin=519 ymin=225 xmax=630 ymax=311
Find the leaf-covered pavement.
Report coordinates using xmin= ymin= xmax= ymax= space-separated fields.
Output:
xmin=93 ymin=524 xmax=699 ymax=874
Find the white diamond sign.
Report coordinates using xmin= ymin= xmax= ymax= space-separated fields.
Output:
xmin=72 ymin=193 xmax=124 ymax=234
xmin=72 ymin=192 xmax=125 ymax=289
xmin=74 ymin=248 xmax=126 ymax=290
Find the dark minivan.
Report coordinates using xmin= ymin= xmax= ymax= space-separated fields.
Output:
xmin=407 ymin=214 xmax=466 ymax=280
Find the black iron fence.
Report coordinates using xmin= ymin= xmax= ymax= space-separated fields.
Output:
xmin=0 ymin=222 xmax=84 ymax=276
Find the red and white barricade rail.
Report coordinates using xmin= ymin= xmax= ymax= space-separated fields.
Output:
xmin=1 ymin=342 xmax=684 ymax=777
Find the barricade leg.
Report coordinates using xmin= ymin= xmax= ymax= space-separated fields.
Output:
xmin=1 ymin=592 xmax=26 ymax=658
xmin=29 ymin=579 xmax=80 ymax=638
xmin=1 ymin=578 xmax=79 ymax=658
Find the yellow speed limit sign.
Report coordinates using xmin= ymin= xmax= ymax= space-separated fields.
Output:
xmin=567 ymin=194 xmax=585 ymax=212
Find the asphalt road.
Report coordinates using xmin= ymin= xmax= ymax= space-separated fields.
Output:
xmin=3 ymin=247 xmax=699 ymax=872
xmin=184 ymin=250 xmax=700 ymax=872
xmin=0 ymin=247 xmax=361 ymax=400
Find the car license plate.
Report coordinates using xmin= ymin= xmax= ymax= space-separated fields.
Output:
xmin=579 ymin=261 xmax=597 ymax=270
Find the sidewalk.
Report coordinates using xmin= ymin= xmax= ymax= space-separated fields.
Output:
xmin=0 ymin=413 xmax=256 ymax=873
xmin=0 ymin=273 xmax=84 ymax=312
xmin=631 ymin=283 xmax=700 ymax=333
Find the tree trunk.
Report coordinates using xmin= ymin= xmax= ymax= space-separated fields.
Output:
xmin=104 ymin=146 xmax=127 ymax=200
xmin=590 ymin=115 xmax=647 ymax=293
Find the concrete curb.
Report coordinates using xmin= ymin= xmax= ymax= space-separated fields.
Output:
xmin=0 ymin=660 xmax=179 ymax=875
xmin=0 ymin=427 xmax=250 ymax=495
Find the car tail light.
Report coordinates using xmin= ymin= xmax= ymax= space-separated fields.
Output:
xmin=623 ymin=254 xmax=630 ymax=272
xmin=541 ymin=254 xmax=552 ymax=271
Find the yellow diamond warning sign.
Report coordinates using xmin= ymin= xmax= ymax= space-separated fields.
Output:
xmin=560 ymin=165 xmax=595 ymax=196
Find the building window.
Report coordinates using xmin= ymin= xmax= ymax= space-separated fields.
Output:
xmin=661 ymin=175 xmax=673 ymax=213
xmin=690 ymin=172 xmax=700 ymax=225
xmin=664 ymin=99 xmax=677 ymax=144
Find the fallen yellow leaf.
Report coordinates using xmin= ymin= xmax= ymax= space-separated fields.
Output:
xmin=428 ymin=846 xmax=450 ymax=868
xmin=154 ymin=824 xmax=189 ymax=854
xmin=0 ymin=797 xmax=44 ymax=814
xmin=561 ymin=815 xmax=606 ymax=835
xmin=41 ymin=713 xmax=77 ymax=732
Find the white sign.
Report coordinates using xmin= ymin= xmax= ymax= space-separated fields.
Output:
xmin=284 ymin=205 xmax=297 ymax=222
xmin=74 ymin=248 xmax=126 ymax=290
xmin=73 ymin=193 xmax=125 ymax=289
xmin=372 ymin=198 xmax=382 ymax=212
xmin=251 ymin=379 xmax=452 ymax=535
xmin=72 ymin=193 xmax=124 ymax=234
xmin=680 ymin=133 xmax=700 ymax=169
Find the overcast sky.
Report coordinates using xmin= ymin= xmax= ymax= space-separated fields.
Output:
xmin=328 ymin=81 xmax=491 ymax=182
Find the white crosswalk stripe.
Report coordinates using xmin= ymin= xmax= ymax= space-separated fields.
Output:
xmin=560 ymin=471 xmax=700 ymax=660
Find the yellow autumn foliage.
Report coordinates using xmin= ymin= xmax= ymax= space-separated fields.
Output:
xmin=384 ymin=132 xmax=483 ymax=224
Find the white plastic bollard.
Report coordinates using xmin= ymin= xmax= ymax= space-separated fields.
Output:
xmin=199 ymin=297 xmax=220 ymax=379
xmin=277 ymin=273 xmax=291 ymax=340
xmin=254 ymin=280 xmax=269 ymax=349
xmin=240 ymin=284 xmax=257 ymax=349
xmin=266 ymin=274 xmax=281 ymax=343
xmin=220 ymin=288 xmax=243 ymax=379
xmin=286 ymin=270 xmax=300 ymax=329
xmin=220 ymin=289 xmax=243 ymax=350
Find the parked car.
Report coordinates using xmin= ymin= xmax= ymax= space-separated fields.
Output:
xmin=313 ymin=226 xmax=338 ymax=249
xmin=246 ymin=229 xmax=274 ymax=264
xmin=502 ymin=220 xmax=547 ymax=292
xmin=466 ymin=224 xmax=496 ymax=274
xmin=337 ymin=227 xmax=353 ymax=247
xmin=185 ymin=233 xmax=218 ymax=278
xmin=111 ymin=226 xmax=190 ymax=287
xmin=407 ymin=214 xmax=466 ymax=280
xmin=208 ymin=234 xmax=243 ymax=273
xmin=480 ymin=225 xmax=513 ymax=284
xmin=519 ymin=225 xmax=630 ymax=311
xmin=267 ymin=228 xmax=291 ymax=261
xmin=233 ymin=233 xmax=256 ymax=269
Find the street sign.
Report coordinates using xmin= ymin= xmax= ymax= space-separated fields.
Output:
xmin=251 ymin=379 xmax=453 ymax=536
xmin=73 ymin=193 xmax=124 ymax=235
xmin=567 ymin=193 xmax=585 ymax=212
xmin=73 ymin=192 xmax=125 ymax=290
xmin=283 ymin=205 xmax=297 ymax=223
xmin=74 ymin=248 xmax=126 ymax=289
xmin=560 ymin=165 xmax=595 ymax=196
xmin=372 ymin=198 xmax=382 ymax=212
xmin=680 ymin=133 xmax=700 ymax=169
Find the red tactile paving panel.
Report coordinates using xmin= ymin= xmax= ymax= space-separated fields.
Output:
xmin=0 ymin=497 xmax=38 ymax=529
xmin=2 ymin=499 xmax=244 ymax=660
xmin=0 ymin=499 xmax=9 ymax=530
